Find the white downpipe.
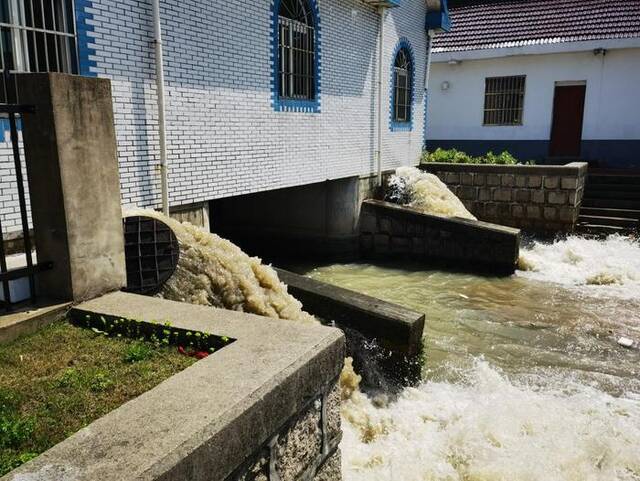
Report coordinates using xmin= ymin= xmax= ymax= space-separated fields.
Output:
xmin=153 ymin=0 xmax=169 ymax=216
xmin=377 ymin=6 xmax=386 ymax=187
xmin=424 ymin=30 xmax=434 ymax=150
xmin=425 ymin=30 xmax=434 ymax=90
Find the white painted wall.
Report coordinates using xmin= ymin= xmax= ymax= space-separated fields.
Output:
xmin=1 ymin=0 xmax=429 ymax=233
xmin=426 ymin=47 xmax=640 ymax=142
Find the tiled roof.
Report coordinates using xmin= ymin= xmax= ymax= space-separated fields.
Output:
xmin=432 ymin=0 xmax=640 ymax=53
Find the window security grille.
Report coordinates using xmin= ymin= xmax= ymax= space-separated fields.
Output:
xmin=0 ymin=0 xmax=77 ymax=102
xmin=483 ymin=75 xmax=526 ymax=126
xmin=393 ymin=49 xmax=411 ymax=123
xmin=278 ymin=0 xmax=315 ymax=101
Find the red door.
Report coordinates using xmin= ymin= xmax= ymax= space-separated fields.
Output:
xmin=549 ymin=84 xmax=586 ymax=157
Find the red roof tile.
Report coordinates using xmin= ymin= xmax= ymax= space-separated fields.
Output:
xmin=432 ymin=0 xmax=640 ymax=53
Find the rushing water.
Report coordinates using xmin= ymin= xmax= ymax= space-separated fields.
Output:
xmin=386 ymin=167 xmax=476 ymax=220
xmin=307 ymin=235 xmax=640 ymax=481
xmin=124 ymin=209 xmax=316 ymax=323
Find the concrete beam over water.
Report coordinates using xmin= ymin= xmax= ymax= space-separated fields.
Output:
xmin=276 ymin=268 xmax=425 ymax=358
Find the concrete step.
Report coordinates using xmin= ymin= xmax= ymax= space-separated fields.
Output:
xmin=581 ymin=198 xmax=640 ymax=210
xmin=583 ymin=189 xmax=640 ymax=200
xmin=576 ymin=223 xmax=627 ymax=235
xmin=577 ymin=214 xmax=639 ymax=228
xmin=586 ymin=183 xmax=640 ymax=193
xmin=588 ymin=175 xmax=640 ymax=186
xmin=579 ymin=207 xmax=640 ymax=220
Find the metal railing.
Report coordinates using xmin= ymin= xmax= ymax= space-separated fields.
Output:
xmin=0 ymin=102 xmax=52 ymax=311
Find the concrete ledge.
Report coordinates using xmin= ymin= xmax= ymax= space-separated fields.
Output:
xmin=360 ymin=200 xmax=520 ymax=274
xmin=420 ymin=161 xmax=589 ymax=176
xmin=0 ymin=301 xmax=70 ymax=344
xmin=275 ymin=268 xmax=425 ymax=357
xmin=3 ymin=292 xmax=345 ymax=481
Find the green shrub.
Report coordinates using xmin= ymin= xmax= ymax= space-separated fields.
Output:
xmin=0 ymin=388 xmax=21 ymax=414
xmin=0 ymin=414 xmax=35 ymax=449
xmin=0 ymin=451 xmax=38 ymax=476
xmin=53 ymin=368 xmax=82 ymax=389
xmin=123 ymin=342 xmax=154 ymax=363
xmin=421 ymin=148 xmax=529 ymax=166
xmin=89 ymin=372 xmax=114 ymax=393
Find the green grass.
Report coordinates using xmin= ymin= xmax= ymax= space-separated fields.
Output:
xmin=0 ymin=321 xmax=197 ymax=476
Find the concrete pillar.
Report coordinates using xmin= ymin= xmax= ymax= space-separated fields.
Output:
xmin=18 ymin=73 xmax=125 ymax=302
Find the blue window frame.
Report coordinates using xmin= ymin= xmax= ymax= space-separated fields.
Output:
xmin=390 ymin=39 xmax=415 ymax=132
xmin=272 ymin=0 xmax=321 ymax=112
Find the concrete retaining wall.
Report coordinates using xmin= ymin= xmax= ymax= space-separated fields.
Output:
xmin=4 ymin=292 xmax=345 ymax=481
xmin=420 ymin=162 xmax=588 ymax=232
xmin=360 ymin=199 xmax=520 ymax=274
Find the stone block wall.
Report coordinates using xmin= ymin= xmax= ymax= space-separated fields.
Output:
xmin=231 ymin=381 xmax=342 ymax=481
xmin=360 ymin=199 xmax=520 ymax=274
xmin=420 ymin=162 xmax=588 ymax=232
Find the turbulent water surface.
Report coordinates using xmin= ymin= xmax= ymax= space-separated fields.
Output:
xmin=124 ymin=209 xmax=315 ymax=323
xmin=386 ymin=167 xmax=477 ymax=220
xmin=307 ymin=235 xmax=640 ymax=481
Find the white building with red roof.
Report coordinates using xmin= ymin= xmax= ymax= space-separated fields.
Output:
xmin=426 ymin=0 xmax=640 ymax=168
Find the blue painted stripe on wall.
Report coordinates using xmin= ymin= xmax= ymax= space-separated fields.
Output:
xmin=423 ymin=92 xmax=428 ymax=148
xmin=0 ymin=118 xmax=22 ymax=137
xmin=75 ymin=0 xmax=97 ymax=77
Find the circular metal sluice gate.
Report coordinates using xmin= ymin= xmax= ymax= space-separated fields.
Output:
xmin=123 ymin=216 xmax=180 ymax=295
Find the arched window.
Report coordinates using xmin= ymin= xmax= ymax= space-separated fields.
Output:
xmin=392 ymin=47 xmax=412 ymax=125
xmin=277 ymin=0 xmax=316 ymax=101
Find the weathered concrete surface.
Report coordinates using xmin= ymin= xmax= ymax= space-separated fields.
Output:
xmin=170 ymin=202 xmax=210 ymax=229
xmin=275 ymin=268 xmax=425 ymax=357
xmin=1 ymin=229 xmax=34 ymax=255
xmin=3 ymin=292 xmax=344 ymax=481
xmin=0 ymin=301 xmax=70 ymax=344
xmin=17 ymin=73 xmax=125 ymax=302
xmin=361 ymin=199 xmax=520 ymax=274
xmin=212 ymin=172 xmax=395 ymax=261
xmin=420 ymin=162 xmax=588 ymax=232
xmin=213 ymin=177 xmax=361 ymax=260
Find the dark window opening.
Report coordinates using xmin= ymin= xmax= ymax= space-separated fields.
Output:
xmin=393 ymin=48 xmax=412 ymax=123
xmin=0 ymin=0 xmax=77 ymax=102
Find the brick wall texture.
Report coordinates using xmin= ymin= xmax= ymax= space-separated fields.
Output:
xmin=1 ymin=0 xmax=429 ymax=234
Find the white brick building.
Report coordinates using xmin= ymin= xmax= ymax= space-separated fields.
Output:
xmin=0 ymin=0 xmax=451 ymax=234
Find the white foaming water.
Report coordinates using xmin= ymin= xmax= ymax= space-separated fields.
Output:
xmin=342 ymin=360 xmax=640 ymax=481
xmin=387 ymin=167 xmax=476 ymax=220
xmin=124 ymin=209 xmax=315 ymax=323
xmin=308 ymin=239 xmax=640 ymax=481
xmin=518 ymin=235 xmax=640 ymax=299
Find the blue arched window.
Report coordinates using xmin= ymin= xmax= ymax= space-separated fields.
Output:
xmin=390 ymin=40 xmax=414 ymax=131
xmin=273 ymin=0 xmax=321 ymax=112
